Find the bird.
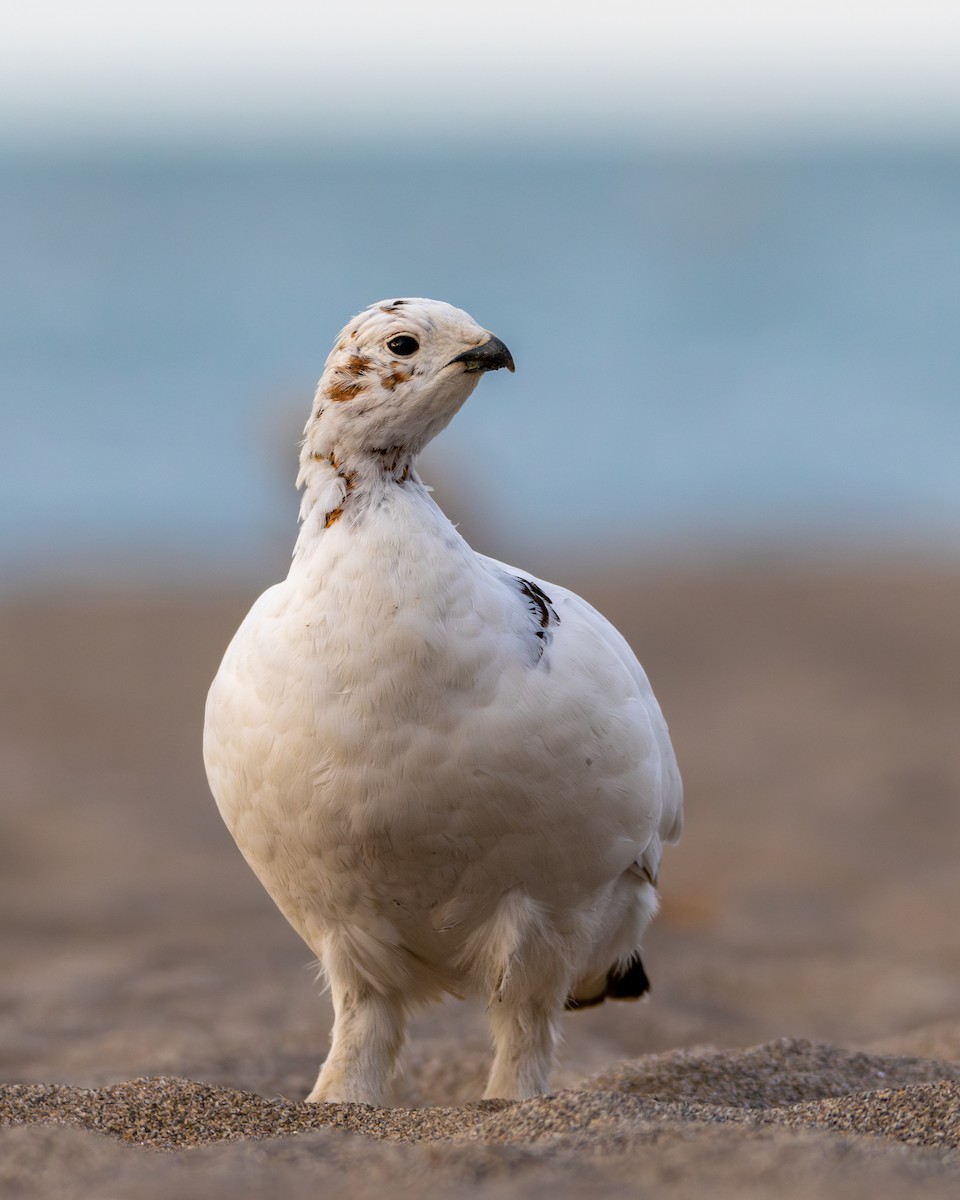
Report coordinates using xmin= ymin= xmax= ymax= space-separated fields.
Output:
xmin=203 ymin=298 xmax=683 ymax=1106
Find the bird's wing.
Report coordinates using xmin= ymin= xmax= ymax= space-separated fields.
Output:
xmin=481 ymin=553 xmax=684 ymax=877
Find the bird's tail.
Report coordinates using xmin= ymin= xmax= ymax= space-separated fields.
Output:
xmin=564 ymin=954 xmax=651 ymax=1011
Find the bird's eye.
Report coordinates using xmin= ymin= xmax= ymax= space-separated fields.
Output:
xmin=386 ymin=335 xmax=419 ymax=357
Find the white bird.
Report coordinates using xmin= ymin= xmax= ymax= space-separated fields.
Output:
xmin=203 ymin=298 xmax=682 ymax=1105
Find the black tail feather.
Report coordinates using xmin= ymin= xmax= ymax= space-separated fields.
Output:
xmin=604 ymin=956 xmax=651 ymax=1000
xmin=565 ymin=955 xmax=651 ymax=1011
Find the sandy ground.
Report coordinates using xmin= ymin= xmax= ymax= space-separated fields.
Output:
xmin=2 ymin=555 xmax=959 ymax=1197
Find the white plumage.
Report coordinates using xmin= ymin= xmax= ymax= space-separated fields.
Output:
xmin=203 ymin=298 xmax=682 ymax=1104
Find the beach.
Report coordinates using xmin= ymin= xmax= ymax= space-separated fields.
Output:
xmin=2 ymin=555 xmax=959 ymax=1197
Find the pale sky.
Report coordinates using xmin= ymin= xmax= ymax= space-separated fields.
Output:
xmin=4 ymin=0 xmax=960 ymax=143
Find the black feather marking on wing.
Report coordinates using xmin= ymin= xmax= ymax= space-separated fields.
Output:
xmin=512 ymin=576 xmax=560 ymax=661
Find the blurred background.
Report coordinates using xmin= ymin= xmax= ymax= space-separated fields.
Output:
xmin=3 ymin=0 xmax=960 ymax=584
xmin=2 ymin=1 xmax=959 ymax=1100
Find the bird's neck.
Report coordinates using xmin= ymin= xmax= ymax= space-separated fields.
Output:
xmin=294 ymin=440 xmax=419 ymax=549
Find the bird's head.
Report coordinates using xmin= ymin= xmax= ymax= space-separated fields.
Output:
xmin=303 ymin=298 xmax=514 ymax=464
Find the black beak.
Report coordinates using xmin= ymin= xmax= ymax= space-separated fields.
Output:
xmin=447 ymin=335 xmax=515 ymax=374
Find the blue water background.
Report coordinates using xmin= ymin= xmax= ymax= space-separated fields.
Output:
xmin=2 ymin=144 xmax=959 ymax=588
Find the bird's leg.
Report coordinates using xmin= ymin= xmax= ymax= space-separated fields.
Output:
xmin=306 ymin=977 xmax=406 ymax=1106
xmin=483 ymin=994 xmax=561 ymax=1100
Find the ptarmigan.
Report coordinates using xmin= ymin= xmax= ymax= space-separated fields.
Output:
xmin=203 ymin=298 xmax=682 ymax=1105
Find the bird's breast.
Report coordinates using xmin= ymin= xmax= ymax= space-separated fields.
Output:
xmin=203 ymin=498 xmax=654 ymax=956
